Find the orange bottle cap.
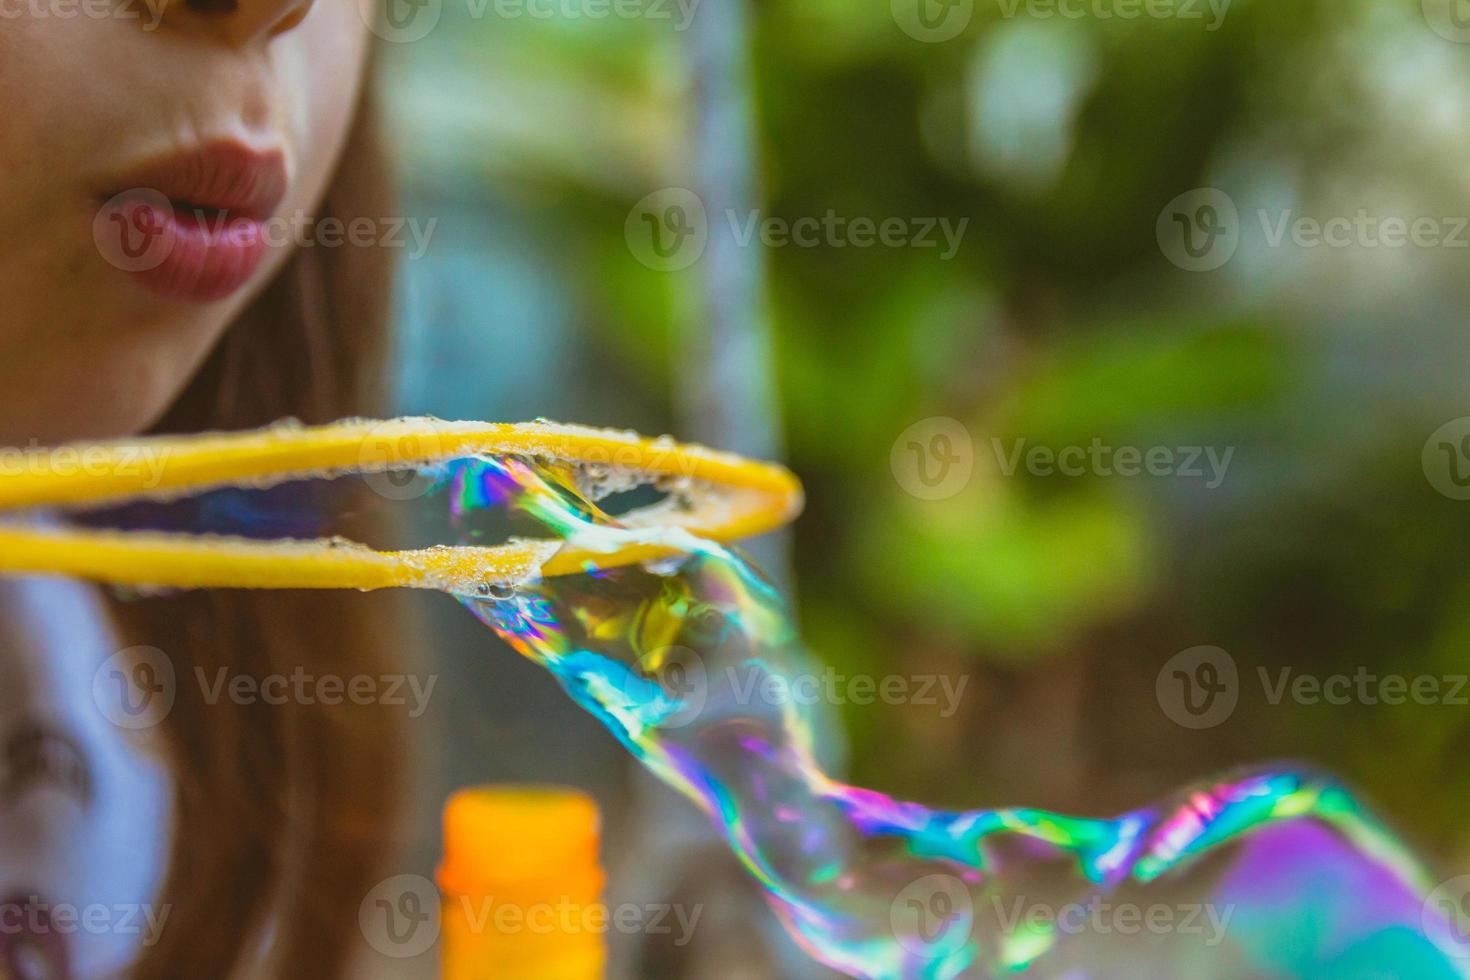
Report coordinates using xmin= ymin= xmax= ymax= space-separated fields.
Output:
xmin=437 ymin=786 xmax=603 ymax=900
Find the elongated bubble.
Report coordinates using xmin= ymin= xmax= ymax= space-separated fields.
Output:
xmin=59 ymin=449 xmax=1468 ymax=976
xmin=441 ymin=455 xmax=1467 ymax=979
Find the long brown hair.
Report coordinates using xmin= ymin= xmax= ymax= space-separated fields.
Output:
xmin=115 ymin=78 xmax=408 ymax=979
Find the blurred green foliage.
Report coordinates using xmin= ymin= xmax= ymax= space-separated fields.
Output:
xmin=388 ymin=0 xmax=1470 ymax=861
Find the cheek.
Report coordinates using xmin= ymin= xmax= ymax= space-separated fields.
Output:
xmin=0 ymin=20 xmax=169 ymax=406
xmin=0 ymin=22 xmax=104 ymax=281
xmin=273 ymin=8 xmax=373 ymax=219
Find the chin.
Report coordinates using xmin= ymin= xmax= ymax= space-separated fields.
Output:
xmin=0 ymin=361 xmax=201 ymax=447
xmin=0 ymin=403 xmax=162 ymax=449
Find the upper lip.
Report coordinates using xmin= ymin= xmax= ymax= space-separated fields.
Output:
xmin=107 ymin=141 xmax=289 ymax=221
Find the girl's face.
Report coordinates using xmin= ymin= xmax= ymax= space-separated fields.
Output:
xmin=0 ymin=0 xmax=373 ymax=445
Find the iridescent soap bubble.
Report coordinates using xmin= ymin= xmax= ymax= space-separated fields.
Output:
xmin=437 ymin=455 xmax=1465 ymax=979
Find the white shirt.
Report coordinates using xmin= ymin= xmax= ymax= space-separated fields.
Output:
xmin=0 ymin=576 xmax=173 ymax=977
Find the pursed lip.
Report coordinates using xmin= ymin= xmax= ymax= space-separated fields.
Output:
xmin=94 ymin=142 xmax=290 ymax=303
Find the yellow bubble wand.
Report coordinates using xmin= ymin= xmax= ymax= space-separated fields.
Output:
xmin=0 ymin=418 xmax=803 ymax=594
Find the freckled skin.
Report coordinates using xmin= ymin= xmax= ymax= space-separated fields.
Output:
xmin=0 ymin=2 xmax=372 ymax=445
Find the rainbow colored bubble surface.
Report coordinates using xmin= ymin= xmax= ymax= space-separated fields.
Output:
xmin=82 ymin=446 xmax=1464 ymax=978
xmin=433 ymin=453 xmax=1470 ymax=978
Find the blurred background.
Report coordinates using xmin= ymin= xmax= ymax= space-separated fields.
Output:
xmin=363 ymin=0 xmax=1470 ymax=974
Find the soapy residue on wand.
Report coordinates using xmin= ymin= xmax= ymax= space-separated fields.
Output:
xmin=428 ymin=453 xmax=1463 ymax=978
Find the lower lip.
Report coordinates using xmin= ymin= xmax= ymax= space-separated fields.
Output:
xmin=95 ymin=197 xmax=270 ymax=303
